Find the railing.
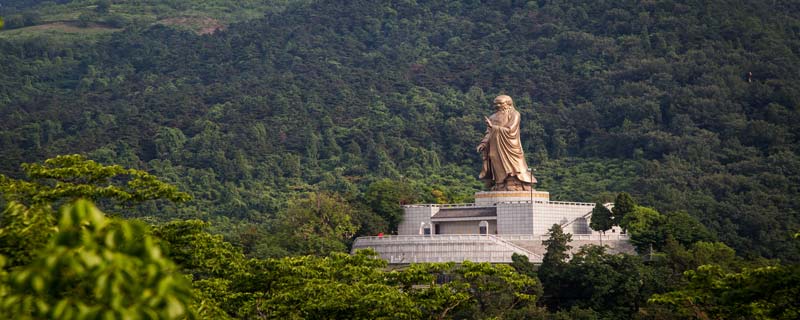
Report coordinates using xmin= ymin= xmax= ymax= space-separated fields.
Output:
xmin=500 ymin=200 xmax=595 ymax=206
xmin=402 ymin=203 xmax=491 ymax=208
xmin=356 ymin=234 xmax=505 ymax=243
xmin=499 ymin=234 xmax=630 ymax=241
xmin=356 ymin=233 xmax=629 ymax=243
xmin=403 ymin=200 xmax=596 ymax=208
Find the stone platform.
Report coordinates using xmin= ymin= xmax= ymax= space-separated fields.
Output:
xmin=352 ymin=235 xmax=542 ymax=264
xmin=351 ymin=190 xmax=633 ymax=264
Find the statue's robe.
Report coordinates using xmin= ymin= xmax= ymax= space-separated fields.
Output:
xmin=479 ymin=107 xmax=536 ymax=188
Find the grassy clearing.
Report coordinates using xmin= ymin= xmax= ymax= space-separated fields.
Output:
xmin=0 ymin=22 xmax=120 ymax=40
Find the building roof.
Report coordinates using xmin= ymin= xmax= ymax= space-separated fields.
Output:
xmin=432 ymin=207 xmax=497 ymax=219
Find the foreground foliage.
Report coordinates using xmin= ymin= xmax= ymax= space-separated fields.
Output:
xmin=0 ymin=155 xmax=190 ymax=268
xmin=0 ymin=200 xmax=543 ymax=319
xmin=0 ymin=159 xmax=797 ymax=319
xmin=0 ymin=200 xmax=195 ymax=319
xmin=650 ymin=264 xmax=800 ymax=320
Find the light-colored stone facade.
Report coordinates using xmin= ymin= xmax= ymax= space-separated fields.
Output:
xmin=397 ymin=205 xmax=439 ymax=235
xmin=352 ymin=235 xmax=543 ymax=264
xmin=353 ymin=190 xmax=632 ymax=264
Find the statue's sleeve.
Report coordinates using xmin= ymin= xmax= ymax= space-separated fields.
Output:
xmin=480 ymin=128 xmax=490 ymax=145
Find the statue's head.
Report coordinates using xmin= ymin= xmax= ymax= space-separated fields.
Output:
xmin=493 ymin=95 xmax=513 ymax=111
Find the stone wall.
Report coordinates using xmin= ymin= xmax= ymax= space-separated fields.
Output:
xmin=352 ymin=235 xmax=542 ymax=264
xmin=397 ymin=205 xmax=438 ymax=235
xmin=529 ymin=201 xmax=596 ymax=235
xmin=496 ymin=202 xmax=535 ymax=234
xmin=384 ymin=191 xmax=635 ymax=264
xmin=400 ymin=199 xmax=600 ymax=237
xmin=437 ymin=220 xmax=497 ymax=235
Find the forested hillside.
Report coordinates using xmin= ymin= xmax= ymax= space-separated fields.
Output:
xmin=1 ymin=0 xmax=799 ymax=265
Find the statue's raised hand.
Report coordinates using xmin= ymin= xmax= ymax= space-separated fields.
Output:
xmin=484 ymin=116 xmax=493 ymax=128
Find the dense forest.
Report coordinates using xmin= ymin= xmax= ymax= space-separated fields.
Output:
xmin=0 ymin=0 xmax=799 ymax=318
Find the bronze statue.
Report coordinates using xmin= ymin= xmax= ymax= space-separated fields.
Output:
xmin=477 ymin=95 xmax=536 ymax=191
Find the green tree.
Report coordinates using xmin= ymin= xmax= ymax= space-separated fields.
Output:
xmin=662 ymin=211 xmax=714 ymax=248
xmin=153 ymin=220 xmax=252 ymax=320
xmin=589 ymin=202 xmax=613 ymax=235
xmin=0 ymin=154 xmax=190 ymax=207
xmin=511 ymin=252 xmax=538 ymax=279
xmin=0 ymin=155 xmax=191 ymax=268
xmin=274 ymin=192 xmax=358 ymax=256
xmin=686 ymin=241 xmax=743 ymax=272
xmin=365 ymin=178 xmax=417 ymax=233
xmin=539 ymin=224 xmax=572 ymax=311
xmin=541 ymin=224 xmax=573 ymax=271
xmin=153 ymin=219 xmax=246 ymax=280
xmin=650 ymin=264 xmax=800 ymax=320
xmin=232 ymin=250 xmax=421 ymax=319
xmin=622 ymin=207 xmax=715 ymax=254
xmin=201 ymin=247 xmax=542 ymax=319
xmin=612 ymin=192 xmax=636 ymax=229
xmin=0 ymin=200 xmax=195 ymax=319
xmin=621 ymin=206 xmax=665 ymax=254
xmin=95 ymin=0 xmax=111 ymax=14
xmin=641 ymin=239 xmax=740 ymax=300
xmin=0 ymin=203 xmax=53 ymax=268
xmin=560 ymin=246 xmax=646 ymax=318
xmin=77 ymin=12 xmax=95 ymax=28
xmin=154 ymin=127 xmax=187 ymax=160
xmin=447 ymin=261 xmax=540 ymax=319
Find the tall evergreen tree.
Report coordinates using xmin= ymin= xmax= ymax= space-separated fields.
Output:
xmin=589 ymin=202 xmax=613 ymax=235
xmin=613 ymin=192 xmax=636 ymax=230
xmin=539 ymin=224 xmax=572 ymax=311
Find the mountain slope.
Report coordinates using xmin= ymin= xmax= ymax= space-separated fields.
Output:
xmin=0 ymin=0 xmax=798 ymax=260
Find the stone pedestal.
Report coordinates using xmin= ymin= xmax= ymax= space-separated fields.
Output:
xmin=366 ymin=189 xmax=636 ymax=264
xmin=474 ymin=190 xmax=550 ymax=206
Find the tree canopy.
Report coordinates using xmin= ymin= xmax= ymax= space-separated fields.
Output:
xmin=2 ymin=0 xmax=797 ymax=261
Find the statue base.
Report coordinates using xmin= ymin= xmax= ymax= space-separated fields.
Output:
xmin=486 ymin=175 xmax=534 ymax=191
xmin=474 ymin=190 xmax=550 ymax=205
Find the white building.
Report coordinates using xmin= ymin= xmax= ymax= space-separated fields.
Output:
xmin=351 ymin=190 xmax=633 ymax=264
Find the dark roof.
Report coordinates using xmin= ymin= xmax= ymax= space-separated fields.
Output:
xmin=432 ymin=207 xmax=497 ymax=219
